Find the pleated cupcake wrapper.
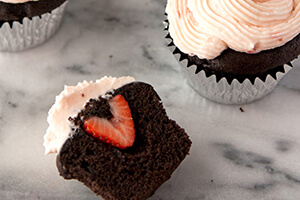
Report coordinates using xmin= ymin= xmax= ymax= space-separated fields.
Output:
xmin=163 ymin=19 xmax=292 ymax=104
xmin=0 ymin=1 xmax=68 ymax=52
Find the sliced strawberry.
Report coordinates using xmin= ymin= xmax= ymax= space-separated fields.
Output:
xmin=83 ymin=94 xmax=135 ymax=149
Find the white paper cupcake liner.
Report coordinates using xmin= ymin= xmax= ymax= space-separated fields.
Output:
xmin=0 ymin=1 xmax=68 ymax=52
xmin=163 ymin=19 xmax=293 ymax=104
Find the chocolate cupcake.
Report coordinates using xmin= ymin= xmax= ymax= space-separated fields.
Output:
xmin=0 ymin=0 xmax=67 ymax=51
xmin=44 ymin=76 xmax=191 ymax=199
xmin=165 ymin=0 xmax=300 ymax=104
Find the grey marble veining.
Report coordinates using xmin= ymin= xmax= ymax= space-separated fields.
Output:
xmin=0 ymin=0 xmax=300 ymax=199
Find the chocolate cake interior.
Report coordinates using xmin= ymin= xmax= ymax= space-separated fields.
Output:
xmin=57 ymin=82 xmax=192 ymax=200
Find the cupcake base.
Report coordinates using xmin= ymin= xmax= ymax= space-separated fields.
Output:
xmin=0 ymin=1 xmax=67 ymax=52
xmin=183 ymin=61 xmax=291 ymax=104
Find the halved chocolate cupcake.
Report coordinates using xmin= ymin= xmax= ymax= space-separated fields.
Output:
xmin=44 ymin=76 xmax=191 ymax=200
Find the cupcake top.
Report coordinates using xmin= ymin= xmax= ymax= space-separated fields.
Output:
xmin=166 ymin=0 xmax=300 ymax=59
xmin=43 ymin=76 xmax=135 ymax=155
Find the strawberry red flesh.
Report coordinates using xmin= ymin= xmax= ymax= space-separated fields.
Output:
xmin=83 ymin=94 xmax=135 ymax=149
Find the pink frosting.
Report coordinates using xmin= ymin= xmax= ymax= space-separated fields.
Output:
xmin=166 ymin=0 xmax=300 ymax=59
xmin=0 ymin=0 xmax=38 ymax=3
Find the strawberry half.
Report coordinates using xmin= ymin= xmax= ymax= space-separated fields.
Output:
xmin=83 ymin=94 xmax=135 ymax=149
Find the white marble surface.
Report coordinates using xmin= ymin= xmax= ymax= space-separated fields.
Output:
xmin=1 ymin=0 xmax=300 ymax=199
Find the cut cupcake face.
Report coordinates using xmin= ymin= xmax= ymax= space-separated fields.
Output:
xmin=43 ymin=77 xmax=191 ymax=199
xmin=166 ymin=0 xmax=300 ymax=59
xmin=82 ymin=94 xmax=136 ymax=149
xmin=43 ymin=76 xmax=135 ymax=155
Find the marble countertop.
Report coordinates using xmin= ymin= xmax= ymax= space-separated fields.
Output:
xmin=1 ymin=0 xmax=300 ymax=199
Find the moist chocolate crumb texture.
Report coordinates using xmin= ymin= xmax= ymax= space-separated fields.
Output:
xmin=165 ymin=0 xmax=300 ymax=80
xmin=0 ymin=0 xmax=66 ymax=21
xmin=44 ymin=76 xmax=192 ymax=200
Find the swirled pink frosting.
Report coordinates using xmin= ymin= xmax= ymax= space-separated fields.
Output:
xmin=166 ymin=0 xmax=300 ymax=59
xmin=0 ymin=0 xmax=38 ymax=3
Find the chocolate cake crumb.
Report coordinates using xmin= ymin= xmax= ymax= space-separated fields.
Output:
xmin=71 ymin=97 xmax=113 ymax=126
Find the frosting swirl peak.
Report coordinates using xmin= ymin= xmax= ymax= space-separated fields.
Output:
xmin=166 ymin=0 xmax=300 ymax=59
